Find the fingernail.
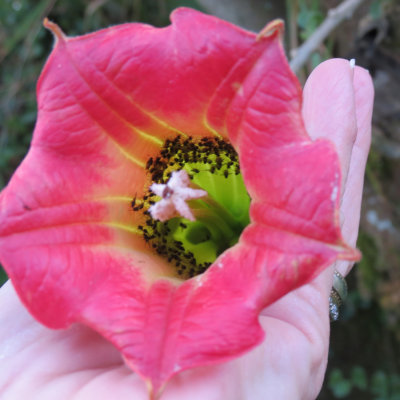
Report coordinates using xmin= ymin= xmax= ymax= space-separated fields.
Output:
xmin=349 ymin=59 xmax=356 ymax=80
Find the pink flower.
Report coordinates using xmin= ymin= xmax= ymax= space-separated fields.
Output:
xmin=0 ymin=8 xmax=359 ymax=398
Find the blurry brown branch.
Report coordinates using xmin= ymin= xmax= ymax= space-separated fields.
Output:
xmin=290 ymin=0 xmax=366 ymax=73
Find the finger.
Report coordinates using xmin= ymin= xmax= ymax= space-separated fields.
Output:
xmin=302 ymin=58 xmax=358 ymax=188
xmin=301 ymin=59 xmax=373 ymax=297
xmin=335 ymin=66 xmax=374 ymax=276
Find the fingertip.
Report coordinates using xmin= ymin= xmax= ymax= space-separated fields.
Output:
xmin=353 ymin=66 xmax=374 ymax=150
xmin=353 ymin=65 xmax=374 ymax=97
xmin=306 ymin=58 xmax=355 ymax=84
xmin=302 ymin=58 xmax=357 ymax=141
xmin=303 ymin=58 xmax=355 ymax=95
xmin=334 ymin=66 xmax=374 ymax=277
xmin=302 ymin=58 xmax=358 ymax=184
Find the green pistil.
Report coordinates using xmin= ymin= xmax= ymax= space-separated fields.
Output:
xmin=132 ymin=135 xmax=250 ymax=279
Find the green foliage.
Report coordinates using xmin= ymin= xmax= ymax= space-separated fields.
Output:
xmin=365 ymin=147 xmax=394 ymax=197
xmin=0 ymin=268 xmax=8 ymax=287
xmin=372 ymin=370 xmax=389 ymax=398
xmin=287 ymin=0 xmax=335 ymax=72
xmin=297 ymin=0 xmax=323 ymax=40
xmin=369 ymin=0 xmax=392 ymax=20
xmin=351 ymin=366 xmax=368 ymax=391
xmin=328 ymin=367 xmax=400 ymax=399
xmin=328 ymin=368 xmax=352 ymax=398
xmin=357 ymin=232 xmax=381 ymax=296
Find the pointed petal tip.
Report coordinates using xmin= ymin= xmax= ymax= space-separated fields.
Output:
xmin=338 ymin=244 xmax=361 ymax=263
xmin=146 ymin=378 xmax=165 ymax=400
xmin=43 ymin=18 xmax=67 ymax=42
xmin=257 ymin=19 xmax=284 ymax=40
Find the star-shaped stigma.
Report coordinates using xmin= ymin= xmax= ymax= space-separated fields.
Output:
xmin=149 ymin=170 xmax=207 ymax=222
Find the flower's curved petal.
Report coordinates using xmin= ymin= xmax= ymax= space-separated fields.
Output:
xmin=80 ymin=271 xmax=265 ymax=395
xmin=206 ymin=20 xmax=308 ymax=147
xmin=37 ymin=8 xmax=260 ymax=146
xmin=0 ymin=7 xmax=267 ymax=295
xmin=243 ymin=140 xmax=345 ymax=244
xmin=0 ymin=8 xmax=360 ymax=398
xmin=217 ymin=23 xmax=359 ymax=253
xmin=205 ymin=22 xmax=353 ymax=248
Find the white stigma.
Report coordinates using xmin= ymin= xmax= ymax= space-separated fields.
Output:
xmin=149 ymin=170 xmax=207 ymax=222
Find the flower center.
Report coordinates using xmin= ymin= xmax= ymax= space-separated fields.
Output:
xmin=132 ymin=135 xmax=250 ymax=279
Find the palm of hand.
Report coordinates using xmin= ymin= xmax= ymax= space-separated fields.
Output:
xmin=0 ymin=277 xmax=329 ymax=400
xmin=0 ymin=59 xmax=373 ymax=400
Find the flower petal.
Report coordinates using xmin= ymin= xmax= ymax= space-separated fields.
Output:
xmin=0 ymin=8 xmax=359 ymax=398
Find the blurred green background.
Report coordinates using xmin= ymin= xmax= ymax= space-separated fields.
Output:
xmin=1 ymin=0 xmax=399 ymax=398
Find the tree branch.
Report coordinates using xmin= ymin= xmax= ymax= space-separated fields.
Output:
xmin=289 ymin=0 xmax=366 ymax=73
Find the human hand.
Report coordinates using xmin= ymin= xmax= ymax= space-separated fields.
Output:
xmin=0 ymin=58 xmax=374 ymax=400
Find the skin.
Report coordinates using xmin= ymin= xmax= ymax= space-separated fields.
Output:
xmin=0 ymin=59 xmax=374 ymax=400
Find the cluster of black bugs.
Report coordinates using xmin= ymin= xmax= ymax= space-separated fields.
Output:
xmin=131 ymin=134 xmax=240 ymax=279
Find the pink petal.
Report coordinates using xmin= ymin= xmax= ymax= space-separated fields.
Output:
xmin=0 ymin=8 xmax=359 ymax=397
